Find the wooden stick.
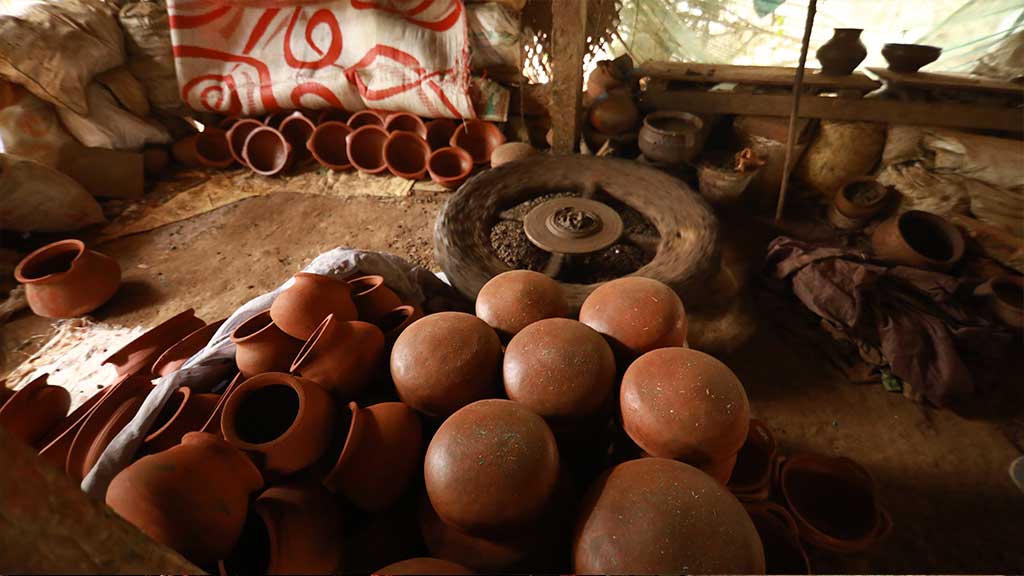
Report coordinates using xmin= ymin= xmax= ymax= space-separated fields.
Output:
xmin=549 ymin=0 xmax=589 ymax=154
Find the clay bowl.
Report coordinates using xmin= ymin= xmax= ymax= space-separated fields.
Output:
xmin=425 ymin=119 xmax=457 ymax=151
xmin=829 ymin=177 xmax=891 ymax=230
xmin=982 ymin=275 xmax=1024 ymax=329
xmin=475 ymin=269 xmax=568 ymax=339
xmin=384 ymin=131 xmax=431 ymax=180
xmin=347 ymin=125 xmax=390 ymax=175
xmin=427 ymin=146 xmax=473 ymax=190
xmin=307 ymin=121 xmax=353 ymax=171
xmin=348 ymin=275 xmax=402 ymax=322
xmin=142 ymin=386 xmax=220 ymax=454
xmin=230 ymin=309 xmax=304 ymax=378
xmin=151 ymin=319 xmax=225 ymax=377
xmin=243 ymin=127 xmax=293 ymax=176
xmin=882 ymin=43 xmax=942 ymax=73
xmin=384 ymin=112 xmax=427 ymax=138
xmin=638 ymin=110 xmax=704 ymax=165
xmin=744 ymin=501 xmax=812 ymax=574
xmin=870 ymin=210 xmax=964 ymax=271
xmin=727 ymin=418 xmax=778 ymax=501
xmin=279 ymin=112 xmax=316 ymax=166
xmin=449 ymin=120 xmax=505 ymax=165
xmin=348 ymin=110 xmax=385 ymax=130
xmin=195 ymin=128 xmax=235 ymax=168
xmin=226 ymin=119 xmax=263 ymax=166
xmin=0 ymin=374 xmax=70 ymax=448
xmin=104 ymin=309 xmax=206 ymax=377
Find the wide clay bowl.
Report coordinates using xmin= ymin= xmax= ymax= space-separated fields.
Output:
xmin=243 ymin=127 xmax=292 ymax=176
xmin=745 ymin=501 xmax=812 ymax=574
xmin=450 ymin=120 xmax=505 ymax=165
xmin=870 ymin=209 xmax=964 ymax=271
xmin=638 ymin=110 xmax=704 ymax=165
xmin=882 ymin=43 xmax=942 ymax=73
xmin=270 ymin=272 xmax=357 ymax=340
xmin=347 ymin=125 xmax=390 ymax=174
xmin=15 ymin=239 xmax=121 ymax=319
xmin=230 ymin=309 xmax=304 ymax=378
xmin=195 ymin=127 xmax=234 ymax=168
xmin=375 ymin=557 xmax=472 ymax=575
xmin=475 ymin=269 xmax=568 ymax=339
xmin=425 ymin=119 xmax=457 ymax=151
xmin=279 ymin=112 xmax=316 ymax=166
xmin=384 ymin=112 xmax=427 ymax=138
xmin=384 ymin=131 xmax=431 ymax=180
xmin=829 ymin=177 xmax=890 ymax=230
xmin=348 ymin=109 xmax=385 ymax=129
xmin=427 ymin=146 xmax=473 ymax=190
xmin=226 ymin=119 xmax=264 ymax=166
xmin=579 ymin=276 xmax=687 ymax=360
xmin=307 ymin=121 xmax=353 ymax=170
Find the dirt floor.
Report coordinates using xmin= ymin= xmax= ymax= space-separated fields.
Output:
xmin=2 ymin=182 xmax=1022 ymax=573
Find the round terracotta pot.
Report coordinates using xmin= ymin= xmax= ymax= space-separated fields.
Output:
xmin=425 ymin=399 xmax=559 ymax=536
xmin=427 ymin=146 xmax=473 ymax=190
xmin=425 ymin=119 xmax=457 ymax=151
xmin=573 ymin=458 xmax=765 ymax=574
xmin=142 ymin=387 xmax=220 ymax=454
xmin=171 ymin=134 xmax=202 ymax=167
xmin=981 ymin=275 xmax=1024 ymax=329
xmin=104 ymin=308 xmax=206 ymax=378
xmin=384 ymin=130 xmax=431 ymax=180
xmin=0 ymin=374 xmax=70 ymax=448
xmin=449 ymin=120 xmax=505 ymax=165
xmin=870 ymin=209 xmax=965 ymax=271
xmin=226 ymin=118 xmax=265 ymax=166
xmin=348 ymin=275 xmax=402 ymax=322
xmin=882 ymin=43 xmax=942 ymax=73
xmin=727 ymin=418 xmax=778 ymax=501
xmin=347 ymin=109 xmax=385 ymax=130
xmin=195 ymin=127 xmax=235 ymax=168
xmin=588 ymin=88 xmax=639 ymax=135
xmin=15 ymin=239 xmax=121 ymax=319
xmin=700 ymin=452 xmax=739 ymax=486
xmin=829 ymin=177 xmax=890 ymax=230
xmin=270 ymin=272 xmax=358 ymax=340
xmin=290 ymin=315 xmax=384 ymax=400
xmin=391 ymin=312 xmax=502 ymax=418
xmin=230 ymin=310 xmax=304 ymax=378
xmin=151 ymin=319 xmax=225 ymax=377
xmin=638 ymin=111 xmax=704 ymax=165
xmin=200 ymin=371 xmax=245 ymax=435
xmin=490 ymin=141 xmax=539 ymax=167
xmin=346 ymin=125 xmax=390 ymax=174
xmin=375 ymin=557 xmax=472 ymax=575
xmin=219 ymin=116 xmax=240 ymax=130
xmin=106 ymin=432 xmax=264 ymax=565
xmin=316 ymin=108 xmax=349 ymax=125
xmin=579 ymin=276 xmax=687 ymax=360
xmin=475 ymin=269 xmax=568 ymax=339
xmin=375 ymin=304 xmax=423 ymax=343
xmin=243 ymin=126 xmax=293 ymax=176
xmin=66 ymin=374 xmax=152 ymax=482
xmin=586 ymin=60 xmax=623 ymax=101
xmin=744 ymin=501 xmax=812 ymax=574
xmin=817 ymin=28 xmax=867 ymax=75
xmin=384 ymin=112 xmax=427 ymax=138
xmin=307 ymin=121 xmax=353 ymax=170
xmin=323 ymin=401 xmax=423 ymax=512
xmin=280 ymin=112 xmax=316 ymax=166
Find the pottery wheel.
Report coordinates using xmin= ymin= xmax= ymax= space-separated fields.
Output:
xmin=523 ymin=198 xmax=624 ymax=254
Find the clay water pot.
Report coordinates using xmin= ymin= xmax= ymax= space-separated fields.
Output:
xmin=588 ymin=88 xmax=639 ymax=135
xmin=744 ymin=501 xmax=812 ymax=574
xmin=231 ymin=310 xmax=304 ymax=378
xmin=142 ymin=387 xmax=220 ymax=454
xmin=425 ymin=399 xmax=559 ymax=535
xmin=425 ymin=118 xmax=457 ymax=151
xmin=449 ymin=120 xmax=505 ymax=165
xmin=586 ymin=60 xmax=623 ymax=101
xmin=226 ymin=118 xmax=264 ymax=166
xmin=171 ymin=134 xmax=202 ymax=167
xmin=980 ymin=275 xmax=1024 ymax=329
xmin=316 ymin=108 xmax=349 ymax=125
xmin=307 ymin=121 xmax=353 ymax=170
xmin=579 ymin=276 xmax=687 ymax=360
xmin=104 ymin=308 xmax=206 ymax=377
xmin=475 ymin=269 xmax=568 ymax=339
xmin=829 ymin=177 xmax=891 ymax=230
xmin=270 ymin=272 xmax=358 ymax=340
xmin=290 ymin=315 xmax=384 ymax=400
xmin=279 ymin=112 xmax=316 ymax=166
xmin=323 ymin=401 xmax=423 ymax=511
xmin=573 ymin=458 xmax=765 ymax=574
xmin=882 ymin=43 xmax=941 ymax=73
xmin=347 ymin=109 xmax=385 ymax=130
xmin=195 ymin=127 xmax=234 ymax=168
xmin=427 ymin=146 xmax=473 ymax=190
xmin=150 ymin=319 xmax=225 ymax=377
xmin=66 ymin=373 xmax=152 ymax=482
xmin=778 ymin=453 xmax=891 ymax=553
xmin=638 ymin=111 xmax=705 ymax=165
xmin=384 ymin=131 xmax=431 ymax=179
xmin=870 ymin=209 xmax=964 ymax=271
xmin=348 ymin=275 xmax=402 ymax=322
xmin=504 ymin=318 xmax=615 ymax=425
xmin=243 ymin=126 xmax=293 ymax=176
xmin=221 ymin=372 xmax=336 ymax=476
xmin=346 ymin=125 xmax=390 ymax=174
xmin=727 ymin=418 xmax=778 ymax=501
xmin=0 ymin=374 xmax=70 ymax=448
xmin=106 ymin=432 xmax=264 ymax=565
xmin=200 ymin=371 xmax=245 ymax=435
xmin=15 ymin=239 xmax=121 ymax=319
xmin=375 ymin=304 xmax=423 ymax=343
xmin=490 ymin=142 xmax=539 ymax=167
xmin=816 ymin=28 xmax=867 ymax=75
xmin=701 ymin=452 xmax=739 ymax=486
xmin=375 ymin=557 xmax=472 ymax=575
xmin=384 ymin=112 xmax=427 ymax=138
xmin=391 ymin=312 xmax=502 ymax=418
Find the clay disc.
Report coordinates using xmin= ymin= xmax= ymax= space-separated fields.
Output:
xmin=522 ymin=197 xmax=623 ymax=254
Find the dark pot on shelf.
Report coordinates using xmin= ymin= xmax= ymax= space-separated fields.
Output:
xmin=816 ymin=28 xmax=867 ymax=75
xmin=384 ymin=131 xmax=431 ymax=180
xmin=638 ymin=111 xmax=705 ymax=165
xmin=882 ymin=43 xmax=942 ymax=73
xmin=346 ymin=125 xmax=390 ymax=174
xmin=307 ymin=121 xmax=353 ymax=170
xmin=427 ymin=146 xmax=473 ymax=189
xmin=243 ymin=127 xmax=292 ymax=176
xmin=226 ymin=119 xmax=264 ymax=167
xmin=450 ymin=120 xmax=505 ymax=165
xmin=870 ymin=209 xmax=964 ymax=271
xmin=15 ymin=239 xmax=121 ymax=319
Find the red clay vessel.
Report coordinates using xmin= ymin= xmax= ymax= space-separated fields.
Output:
xmin=231 ymin=310 xmax=304 ymax=378
xmin=384 ymin=131 xmax=430 ymax=180
xmin=579 ymin=276 xmax=687 ymax=359
xmin=450 ymin=120 xmax=505 ymax=165
xmin=15 ymin=239 xmax=121 ymax=319
xmin=270 ymin=272 xmax=357 ymax=340
xmin=347 ymin=125 xmax=390 ymax=174
xmin=290 ymin=315 xmax=384 ymax=400
xmin=307 ymin=121 xmax=353 ymax=170
xmin=427 ymin=146 xmax=473 ymax=189
xmin=475 ymin=269 xmax=568 ymax=339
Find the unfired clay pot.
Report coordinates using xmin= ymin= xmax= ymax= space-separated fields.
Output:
xmin=0 ymin=374 xmax=70 ymax=448
xmin=870 ymin=209 xmax=964 ymax=271
xmin=375 ymin=304 xmax=423 ymax=343
xmin=220 ymin=372 xmax=336 ymax=476
xmin=638 ymin=111 xmax=705 ymax=165
xmin=347 ymin=125 xmax=390 ymax=174
xmin=231 ymin=310 xmax=304 ymax=378
xmin=573 ymin=458 xmax=765 ymax=574
xmin=425 ymin=399 xmax=559 ymax=535
xmin=816 ymin=28 xmax=867 ymax=75
xmin=727 ymin=418 xmax=778 ymax=501
xmin=425 ymin=119 xmax=457 ymax=151
xmin=226 ymin=119 xmax=264 ymax=166
xmin=106 ymin=432 xmax=264 ymax=565
xmin=588 ymin=88 xmax=639 ymax=135
xmin=475 ymin=269 xmax=568 ymax=339
xmin=579 ymin=276 xmax=687 ymax=359
xmin=384 ymin=112 xmax=427 ymax=138
xmin=348 ymin=275 xmax=402 ymax=322
xmin=270 ymin=272 xmax=358 ymax=340
xmin=15 ymin=239 xmax=121 ymax=319
xmin=375 ymin=557 xmax=472 ymax=575
xmin=307 ymin=121 xmax=353 ymax=170
xmin=390 ymin=312 xmax=502 ymax=418
xmin=150 ymin=319 xmax=225 ymax=377
xmin=142 ymin=387 xmax=219 ymax=454
xmin=450 ymin=120 xmax=506 ymax=165
xmin=347 ymin=109 xmax=385 ymax=130
xmin=745 ymin=501 xmax=812 ymax=574
xmin=490 ymin=142 xmax=539 ymax=167
xmin=427 ymin=146 xmax=473 ymax=190
xmin=104 ymin=309 xmax=206 ymax=377
xmin=244 ymin=126 xmax=293 ymax=176
xmin=195 ymin=127 xmax=235 ymax=168
xmin=279 ymin=112 xmax=316 ymax=166
xmin=290 ymin=315 xmax=384 ymax=399
xmin=384 ymin=131 xmax=431 ymax=179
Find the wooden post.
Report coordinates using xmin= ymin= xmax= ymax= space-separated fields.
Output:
xmin=549 ymin=0 xmax=588 ymax=154
xmin=774 ymin=0 xmax=817 ymax=223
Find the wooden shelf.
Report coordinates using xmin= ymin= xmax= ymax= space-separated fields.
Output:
xmin=641 ymin=62 xmax=881 ymax=92
xmin=867 ymin=67 xmax=1024 ymax=97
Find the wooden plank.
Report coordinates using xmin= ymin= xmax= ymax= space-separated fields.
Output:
xmin=868 ymin=67 xmax=1024 ymax=96
xmin=641 ymin=61 xmax=881 ymax=91
xmin=548 ymin=0 xmax=588 ymax=153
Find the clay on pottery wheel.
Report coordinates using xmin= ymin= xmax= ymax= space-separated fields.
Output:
xmin=745 ymin=501 xmax=811 ymax=575
xmin=243 ymin=126 xmax=293 ymax=176
xmin=348 ymin=275 xmax=402 ymax=322
xmin=290 ymin=315 xmax=384 ymax=400
xmin=0 ymin=374 xmax=70 ymax=448
xmin=142 ymin=387 xmax=220 ymax=454
xmin=347 ymin=109 xmax=385 ymax=129
xmin=579 ymin=276 xmax=687 ymax=359
xmin=231 ymin=310 xmax=304 ymax=378
xmin=425 ymin=119 xmax=457 ymax=151
xmin=220 ymin=372 xmax=336 ymax=476
xmin=574 ymin=458 xmax=765 ymax=574
xmin=375 ymin=304 xmax=423 ymax=343
xmin=106 ymin=432 xmax=264 ymax=565
xmin=816 ymin=28 xmax=867 ymax=75
xmin=727 ymin=419 xmax=778 ymax=501
xmin=427 ymin=146 xmax=473 ymax=190
xmin=171 ymin=135 xmax=202 ymax=167
xmin=870 ymin=209 xmax=964 ymax=271
xmin=588 ymin=88 xmax=639 ymax=135
xmin=828 ymin=177 xmax=890 ymax=230
xmin=150 ymin=319 xmax=225 ymax=377
xmin=449 ymin=120 xmax=506 ymax=165
xmin=226 ymin=119 xmax=264 ymax=166
xmin=104 ymin=309 xmax=206 ymax=377
xmin=307 ymin=121 xmax=353 ymax=170
xmin=323 ymin=401 xmax=423 ymax=512
xmin=280 ymin=112 xmax=316 ymax=166
xmin=270 ymin=272 xmax=358 ymax=340
xmin=15 ymin=239 xmax=121 ymax=319
xmin=475 ymin=269 xmax=568 ymax=339
xmin=503 ymin=318 xmax=615 ymax=425
xmin=346 ymin=125 xmax=390 ymax=174
xmin=375 ymin=557 xmax=472 ymax=575
xmin=384 ymin=130 xmax=431 ymax=180
xmin=391 ymin=312 xmax=502 ymax=418
xmin=490 ymin=142 xmax=539 ymax=167
xmin=882 ymin=43 xmax=942 ymax=73
xmin=425 ymin=399 xmax=559 ymax=535
xmin=638 ymin=111 xmax=705 ymax=165
xmin=981 ymin=275 xmax=1024 ymax=328
xmin=384 ymin=112 xmax=427 ymax=138
xmin=195 ymin=127 xmax=234 ymax=168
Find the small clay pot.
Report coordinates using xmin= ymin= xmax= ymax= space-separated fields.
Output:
xmin=142 ymin=387 xmax=220 ymax=454
xmin=384 ymin=112 xmax=427 ymax=138
xmin=171 ymin=134 xmax=202 ymax=168
xmin=489 ymin=142 xmax=539 ymax=167
xmin=727 ymin=418 xmax=778 ymax=501
xmin=427 ymin=146 xmax=473 ymax=190
xmin=290 ymin=315 xmax=384 ymax=400
xmin=450 ymin=120 xmax=506 ymax=165
xmin=195 ymin=127 xmax=235 ymax=168
xmin=151 ymin=319 xmax=225 ymax=377
xmin=979 ymin=276 xmax=1024 ymax=329
xmin=586 ymin=60 xmax=623 ymax=101
xmin=475 ymin=269 xmax=568 ymax=339
xmin=384 ymin=131 xmax=431 ymax=179
xmin=230 ymin=310 xmax=304 ymax=378
xmin=104 ymin=309 xmax=206 ymax=377
xmin=37 ymin=381 xmax=108 ymax=469
xmin=870 ymin=210 xmax=965 ymax=271
xmin=588 ymin=88 xmax=639 ymax=135
xmin=348 ymin=275 xmax=402 ymax=322
xmin=221 ymin=372 xmax=336 ymax=476
xmin=348 ymin=109 xmax=385 ymax=129
xmin=375 ymin=304 xmax=423 ymax=343
xmin=307 ymin=121 xmax=353 ymax=170
xmin=316 ymin=108 xmax=350 ymax=125
xmin=323 ymin=401 xmax=423 ymax=512
xmin=243 ymin=126 xmax=293 ymax=176
xmin=347 ymin=125 xmax=390 ymax=174
xmin=15 ymin=239 xmax=121 ymax=319
xmin=66 ymin=373 xmax=152 ymax=482
xmin=744 ymin=501 xmax=812 ymax=574
xmin=817 ymin=28 xmax=867 ymax=75
xmin=579 ymin=276 xmax=687 ymax=360
xmin=106 ymin=432 xmax=264 ymax=565
xmin=375 ymin=557 xmax=472 ymax=575
xmin=279 ymin=112 xmax=316 ymax=166
xmin=638 ymin=111 xmax=704 ymax=165
xmin=270 ymin=272 xmax=358 ymax=340
xmin=0 ymin=374 xmax=70 ymax=448
xmin=425 ymin=119 xmax=457 ymax=151
xmin=391 ymin=312 xmax=502 ymax=418
xmin=829 ymin=177 xmax=891 ymax=230
xmin=226 ymin=119 xmax=264 ymax=167
xmin=882 ymin=43 xmax=941 ymax=73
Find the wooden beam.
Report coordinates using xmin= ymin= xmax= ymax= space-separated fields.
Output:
xmin=641 ymin=62 xmax=880 ymax=92
xmin=549 ymin=0 xmax=588 ymax=154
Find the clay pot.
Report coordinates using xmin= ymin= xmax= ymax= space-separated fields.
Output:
xmin=870 ymin=209 xmax=965 ymax=271
xmin=270 ymin=272 xmax=358 ymax=340
xmin=142 ymin=387 xmax=220 ymax=454
xmin=66 ymin=373 xmax=152 ymax=482
xmin=475 ymin=269 xmax=568 ymax=339
xmin=307 ymin=121 xmax=353 ymax=170
xmin=588 ymin=88 xmax=639 ymax=135
xmin=586 ymin=60 xmax=623 ymax=101
xmin=280 ymin=112 xmax=316 ymax=166
xmin=323 ymin=401 xmax=423 ymax=511
xmin=0 ymin=375 xmax=70 ymax=448
xmin=150 ymin=319 xmax=225 ymax=377
xmin=425 ymin=399 xmax=559 ymax=535
xmin=106 ymin=432 xmax=264 ymax=565
xmin=349 ymin=275 xmax=402 ymax=322
xmin=391 ymin=312 xmax=502 ymax=418
xmin=316 ymin=108 xmax=349 ymax=125
xmin=778 ymin=453 xmax=891 ymax=553
xmin=490 ymin=142 xmax=539 ymax=167
xmin=384 ymin=130 xmax=431 ymax=179
xmin=375 ymin=557 xmax=472 ymax=575
xmin=384 ymin=112 xmax=427 ymax=138
xmin=348 ymin=109 xmax=385 ymax=130
xmin=230 ymin=310 xmax=304 ymax=378
xmin=638 ymin=111 xmax=705 ymax=165
xmin=816 ymin=28 xmax=867 ymax=75
xmin=221 ymin=372 xmax=336 ymax=476
xmin=226 ymin=118 xmax=264 ymax=166
xmin=171 ymin=134 xmax=202 ymax=167
xmin=427 ymin=146 xmax=473 ymax=190
xmin=37 ymin=382 xmax=108 ymax=469
xmin=15 ymin=239 xmax=121 ymax=319
xmin=375 ymin=304 xmax=423 ymax=343
xmin=290 ymin=315 xmax=384 ymax=399
xmin=701 ymin=453 xmax=739 ymax=485
xmin=980 ymin=275 xmax=1024 ymax=329
xmin=574 ymin=458 xmax=765 ymax=574
xmin=503 ymin=318 xmax=615 ymax=425
xmin=104 ymin=309 xmax=206 ymax=377
xmin=347 ymin=125 xmax=390 ymax=174
xmin=200 ymin=371 xmax=245 ymax=435
xmin=449 ymin=120 xmax=505 ymax=165
xmin=244 ymin=126 xmax=293 ymax=176
xmin=194 ymin=127 xmax=235 ymax=168
xmin=882 ymin=43 xmax=941 ymax=73
xmin=828 ymin=177 xmax=891 ymax=230
xmin=425 ymin=119 xmax=457 ymax=151
xmin=727 ymin=419 xmax=778 ymax=501
xmin=579 ymin=276 xmax=687 ymax=359
xmin=744 ymin=501 xmax=812 ymax=574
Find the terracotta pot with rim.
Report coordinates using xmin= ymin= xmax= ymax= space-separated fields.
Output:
xmin=977 ymin=275 xmax=1024 ymax=329
xmin=230 ymin=310 xmax=304 ymax=378
xmin=243 ymin=126 xmax=293 ymax=176
xmin=638 ymin=111 xmax=705 ymax=165
xmin=104 ymin=309 xmax=205 ymax=377
xmin=226 ymin=118 xmax=264 ymax=167
xmin=384 ymin=112 xmax=427 ymax=138
xmin=0 ymin=374 xmax=70 ymax=449
xmin=142 ymin=386 xmax=220 ymax=454
xmin=384 ymin=131 xmax=431 ymax=180
xmin=346 ymin=125 xmax=390 ymax=174
xmin=15 ymin=239 xmax=121 ymax=319
xmin=425 ymin=119 xmax=457 ymax=151
xmin=150 ymin=319 xmax=225 ymax=377
xmin=195 ymin=127 xmax=235 ymax=168
xmin=270 ymin=272 xmax=358 ymax=340
xmin=870 ymin=209 xmax=964 ymax=271
xmin=450 ymin=120 xmax=505 ymax=165
xmin=348 ymin=275 xmax=402 ymax=322
xmin=279 ymin=112 xmax=316 ymax=166
xmin=289 ymin=315 xmax=384 ymax=400
xmin=37 ymin=380 xmax=109 ymax=469
xmin=347 ymin=109 xmax=385 ymax=129
xmin=828 ymin=177 xmax=890 ymax=230
xmin=375 ymin=304 xmax=423 ymax=344
xmin=307 ymin=121 xmax=353 ymax=170
xmin=475 ymin=269 xmax=568 ymax=339
xmin=427 ymin=146 xmax=473 ymax=189
xmin=66 ymin=373 xmax=152 ymax=482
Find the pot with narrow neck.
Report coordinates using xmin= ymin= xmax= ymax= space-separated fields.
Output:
xmin=816 ymin=28 xmax=867 ymax=75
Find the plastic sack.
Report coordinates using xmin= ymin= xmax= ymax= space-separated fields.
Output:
xmin=965 ymin=178 xmax=1024 ymax=238
xmin=468 ymin=2 xmax=520 ymax=71
xmin=0 ymin=80 xmax=76 ymax=167
xmin=795 ymin=120 xmax=886 ymax=200
xmin=468 ymin=0 xmax=525 ymax=10
xmin=0 ymin=154 xmax=105 ymax=232
xmin=96 ymin=67 xmax=151 ymax=119
xmin=118 ymin=1 xmax=183 ymax=113
xmin=923 ymin=129 xmax=1024 ymax=192
xmin=877 ymin=162 xmax=972 ymax=217
xmin=972 ymin=29 xmax=1024 ymax=81
xmin=57 ymin=82 xmax=170 ymax=150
